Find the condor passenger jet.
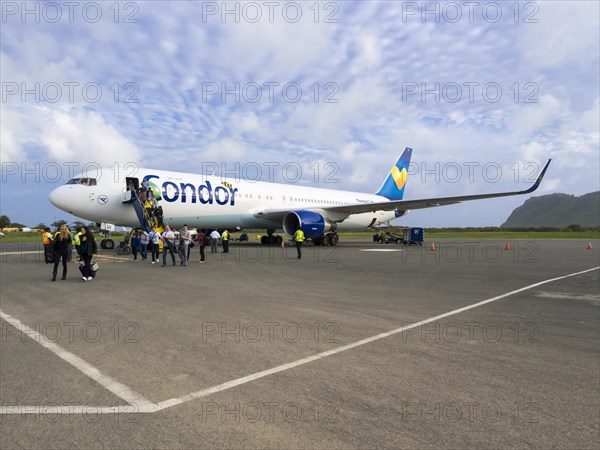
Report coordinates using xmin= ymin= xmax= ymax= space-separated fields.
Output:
xmin=49 ymin=148 xmax=551 ymax=247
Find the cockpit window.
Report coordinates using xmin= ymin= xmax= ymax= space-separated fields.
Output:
xmin=66 ymin=178 xmax=97 ymax=186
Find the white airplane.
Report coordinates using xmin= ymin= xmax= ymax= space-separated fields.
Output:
xmin=48 ymin=148 xmax=551 ymax=248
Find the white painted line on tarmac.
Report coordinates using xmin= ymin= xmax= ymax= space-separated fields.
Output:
xmin=359 ymin=249 xmax=403 ymax=252
xmin=0 ymin=310 xmax=158 ymax=413
xmin=0 ymin=251 xmax=42 ymax=255
xmin=0 ymin=405 xmax=140 ymax=414
xmin=2 ymin=266 xmax=598 ymax=414
xmin=154 ymin=266 xmax=600 ymax=412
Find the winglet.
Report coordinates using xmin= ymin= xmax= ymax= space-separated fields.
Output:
xmin=523 ymin=159 xmax=551 ymax=194
xmin=375 ymin=147 xmax=413 ymax=200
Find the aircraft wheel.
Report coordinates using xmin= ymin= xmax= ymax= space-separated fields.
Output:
xmin=275 ymin=236 xmax=283 ymax=245
xmin=329 ymin=235 xmax=339 ymax=246
xmin=261 ymin=236 xmax=268 ymax=245
xmin=104 ymin=239 xmax=115 ymax=250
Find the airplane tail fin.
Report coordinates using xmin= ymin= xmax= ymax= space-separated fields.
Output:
xmin=375 ymin=147 xmax=413 ymax=200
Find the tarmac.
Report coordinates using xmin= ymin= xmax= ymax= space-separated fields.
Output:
xmin=1 ymin=238 xmax=599 ymax=449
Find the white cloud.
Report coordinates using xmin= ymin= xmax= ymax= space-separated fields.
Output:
xmin=339 ymin=141 xmax=360 ymax=162
xmin=41 ymin=109 xmax=142 ymax=166
xmin=519 ymin=2 xmax=600 ymax=69
xmin=0 ymin=108 xmax=24 ymax=163
xmin=202 ymin=138 xmax=247 ymax=161
xmin=508 ymin=94 xmax=564 ymax=138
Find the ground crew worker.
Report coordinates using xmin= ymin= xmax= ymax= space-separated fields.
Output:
xmin=294 ymin=228 xmax=305 ymax=259
xmin=69 ymin=231 xmax=76 ymax=262
xmin=74 ymin=230 xmax=83 ymax=261
xmin=42 ymin=227 xmax=53 ymax=264
xmin=222 ymin=229 xmax=229 ymax=253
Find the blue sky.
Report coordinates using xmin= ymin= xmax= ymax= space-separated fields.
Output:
xmin=1 ymin=1 xmax=599 ymax=227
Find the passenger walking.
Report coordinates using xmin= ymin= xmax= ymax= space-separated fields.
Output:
xmin=196 ymin=229 xmax=206 ymax=263
xmin=156 ymin=206 xmax=164 ymax=228
xmin=51 ymin=225 xmax=71 ymax=281
xmin=149 ymin=226 xmax=160 ymax=264
xmin=210 ymin=229 xmax=220 ymax=253
xmin=161 ymin=226 xmax=176 ymax=266
xmin=79 ymin=227 xmax=98 ymax=281
xmin=144 ymin=199 xmax=153 ymax=223
xmin=131 ymin=231 xmax=140 ymax=261
xmin=179 ymin=225 xmax=191 ymax=266
xmin=139 ymin=229 xmax=149 ymax=260
xmin=294 ymin=228 xmax=305 ymax=259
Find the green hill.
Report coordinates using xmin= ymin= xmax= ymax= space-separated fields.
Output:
xmin=501 ymin=192 xmax=600 ymax=228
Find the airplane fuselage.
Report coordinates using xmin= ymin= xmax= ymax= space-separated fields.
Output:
xmin=49 ymin=168 xmax=398 ymax=232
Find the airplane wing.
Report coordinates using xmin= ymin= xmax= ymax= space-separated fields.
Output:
xmin=254 ymin=159 xmax=551 ymax=220
xmin=326 ymin=158 xmax=551 ymax=214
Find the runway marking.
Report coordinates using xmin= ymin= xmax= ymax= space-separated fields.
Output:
xmin=0 ymin=251 xmax=42 ymax=255
xmin=0 ymin=405 xmax=140 ymax=414
xmin=2 ymin=265 xmax=598 ymax=414
xmin=0 ymin=310 xmax=158 ymax=413
xmin=359 ymin=249 xmax=403 ymax=252
xmin=153 ymin=265 xmax=600 ymax=412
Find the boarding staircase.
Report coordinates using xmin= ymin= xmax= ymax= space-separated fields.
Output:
xmin=121 ymin=187 xmax=165 ymax=234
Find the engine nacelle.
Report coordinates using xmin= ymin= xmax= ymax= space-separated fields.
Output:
xmin=283 ymin=211 xmax=336 ymax=238
xmin=395 ymin=209 xmax=409 ymax=218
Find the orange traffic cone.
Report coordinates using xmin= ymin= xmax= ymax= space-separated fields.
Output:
xmin=587 ymin=242 xmax=593 ymax=250
xmin=429 ymin=242 xmax=436 ymax=251
xmin=505 ymin=242 xmax=510 ymax=251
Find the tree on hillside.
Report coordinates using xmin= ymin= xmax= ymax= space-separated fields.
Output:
xmin=36 ymin=223 xmax=48 ymax=230
xmin=0 ymin=215 xmax=10 ymax=231
xmin=564 ymin=224 xmax=583 ymax=232
xmin=51 ymin=219 xmax=68 ymax=229
xmin=71 ymin=220 xmax=87 ymax=231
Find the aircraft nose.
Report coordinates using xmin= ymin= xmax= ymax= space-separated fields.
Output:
xmin=49 ymin=186 xmax=67 ymax=210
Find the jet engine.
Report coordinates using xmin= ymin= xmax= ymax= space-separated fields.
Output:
xmin=282 ymin=211 xmax=337 ymax=238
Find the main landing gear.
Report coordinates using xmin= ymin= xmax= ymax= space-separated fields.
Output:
xmin=100 ymin=239 xmax=115 ymax=250
xmin=260 ymin=229 xmax=283 ymax=245
xmin=312 ymin=232 xmax=339 ymax=246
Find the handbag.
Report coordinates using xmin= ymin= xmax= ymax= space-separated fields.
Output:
xmin=190 ymin=241 xmax=195 ymax=248
xmin=91 ymin=262 xmax=99 ymax=272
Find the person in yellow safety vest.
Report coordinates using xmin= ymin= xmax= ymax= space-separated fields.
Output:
xmin=144 ymin=199 xmax=153 ymax=223
xmin=74 ymin=230 xmax=83 ymax=261
xmin=221 ymin=229 xmax=229 ymax=253
xmin=294 ymin=228 xmax=305 ymax=259
xmin=43 ymin=227 xmax=54 ymax=264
